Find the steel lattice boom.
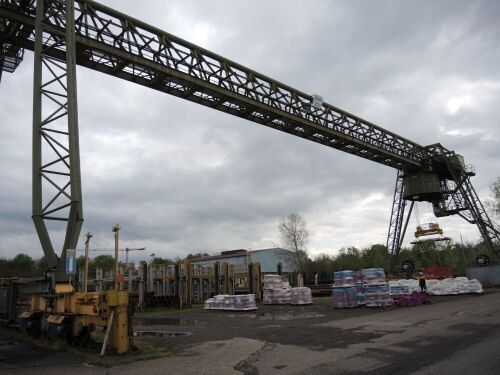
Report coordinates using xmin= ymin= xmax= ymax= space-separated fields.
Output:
xmin=0 ymin=0 xmax=498 ymax=268
xmin=0 ymin=0 xmax=428 ymax=170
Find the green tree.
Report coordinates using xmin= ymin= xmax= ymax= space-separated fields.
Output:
xmin=310 ymin=253 xmax=335 ymax=273
xmin=0 ymin=258 xmax=10 ymax=277
xmin=334 ymin=247 xmax=363 ymax=271
xmin=151 ymin=257 xmax=173 ymax=265
xmin=361 ymin=244 xmax=388 ymax=268
xmin=93 ymin=255 xmax=115 ymax=271
xmin=11 ymin=254 xmax=34 ymax=276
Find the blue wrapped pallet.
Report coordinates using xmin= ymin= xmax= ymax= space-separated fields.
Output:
xmin=364 ymin=283 xmax=391 ymax=307
xmin=333 ymin=270 xmax=355 ymax=287
xmin=332 ymin=286 xmax=356 ymax=308
xmin=362 ymin=268 xmax=386 ymax=285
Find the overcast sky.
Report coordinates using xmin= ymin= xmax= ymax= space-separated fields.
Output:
xmin=1 ymin=0 xmax=499 ymax=263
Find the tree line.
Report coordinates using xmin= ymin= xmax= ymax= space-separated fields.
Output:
xmin=303 ymin=240 xmax=496 ymax=277
xmin=0 ymin=239 xmax=496 ymax=280
xmin=0 ymin=254 xmax=116 ymax=278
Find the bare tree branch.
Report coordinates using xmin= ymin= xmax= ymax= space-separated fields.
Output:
xmin=278 ymin=213 xmax=309 ymax=273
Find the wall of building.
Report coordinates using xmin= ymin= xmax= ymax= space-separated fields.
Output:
xmin=190 ymin=248 xmax=298 ymax=274
xmin=191 ymin=254 xmax=247 ymax=268
xmin=249 ymin=248 xmax=297 ymax=273
xmin=466 ymin=265 xmax=500 ymax=286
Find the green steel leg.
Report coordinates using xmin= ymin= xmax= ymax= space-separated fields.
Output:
xmin=32 ymin=0 xmax=83 ymax=272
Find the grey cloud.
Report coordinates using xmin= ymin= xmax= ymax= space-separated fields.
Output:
xmin=1 ymin=0 xmax=499 ymax=260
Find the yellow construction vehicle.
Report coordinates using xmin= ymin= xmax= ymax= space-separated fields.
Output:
xmin=14 ymin=225 xmax=131 ymax=355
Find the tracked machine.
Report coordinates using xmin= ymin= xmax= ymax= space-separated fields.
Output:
xmin=1 ymin=0 xmax=499 ymax=352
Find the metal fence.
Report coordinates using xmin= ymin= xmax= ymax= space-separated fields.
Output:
xmin=466 ymin=266 xmax=500 ymax=286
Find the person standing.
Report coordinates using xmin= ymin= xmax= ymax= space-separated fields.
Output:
xmin=418 ymin=272 xmax=427 ymax=291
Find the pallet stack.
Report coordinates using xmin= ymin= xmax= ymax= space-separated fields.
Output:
xmin=204 ymin=294 xmax=257 ymax=311
xmin=262 ymin=275 xmax=291 ymax=304
xmin=291 ymin=287 xmax=313 ymax=305
xmin=332 ymin=271 xmax=356 ymax=308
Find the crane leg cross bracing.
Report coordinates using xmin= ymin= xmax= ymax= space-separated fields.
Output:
xmin=387 ymin=147 xmax=500 ymax=257
xmin=1 ymin=0 xmax=499 ymax=267
xmin=32 ymin=0 xmax=83 ymax=270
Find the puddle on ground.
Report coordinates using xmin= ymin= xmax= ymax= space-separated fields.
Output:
xmin=133 ymin=330 xmax=192 ymax=338
xmin=227 ymin=312 xmax=325 ymax=320
xmin=260 ymin=324 xmax=282 ymax=329
xmin=0 ymin=341 xmax=17 ymax=347
xmin=133 ymin=317 xmax=202 ymax=326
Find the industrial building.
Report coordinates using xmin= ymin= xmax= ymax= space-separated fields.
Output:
xmin=191 ymin=247 xmax=298 ymax=274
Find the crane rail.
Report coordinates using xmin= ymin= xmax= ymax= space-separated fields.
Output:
xmin=0 ymin=0 xmax=429 ymax=170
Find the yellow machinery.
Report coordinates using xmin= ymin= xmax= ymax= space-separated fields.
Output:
xmin=19 ymin=283 xmax=130 ymax=354
xmin=13 ymin=225 xmax=131 ymax=354
xmin=415 ymin=223 xmax=443 ymax=238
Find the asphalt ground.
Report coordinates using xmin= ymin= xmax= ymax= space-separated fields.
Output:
xmin=1 ymin=289 xmax=500 ymax=374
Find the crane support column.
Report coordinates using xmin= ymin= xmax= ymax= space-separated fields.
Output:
xmin=32 ymin=0 xmax=83 ymax=272
xmin=386 ymin=170 xmax=414 ymax=259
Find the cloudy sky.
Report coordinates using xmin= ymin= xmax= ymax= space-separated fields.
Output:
xmin=1 ymin=0 xmax=499 ymax=263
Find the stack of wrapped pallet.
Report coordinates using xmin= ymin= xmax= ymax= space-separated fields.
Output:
xmin=263 ymin=274 xmax=292 ymax=304
xmin=204 ymin=294 xmax=257 ymax=311
xmin=291 ymin=287 xmax=313 ymax=305
xmin=362 ymin=268 xmax=391 ymax=307
xmin=204 ymin=294 xmax=226 ymax=310
xmin=364 ymin=284 xmax=392 ymax=307
xmin=332 ymin=270 xmax=357 ymax=308
xmin=332 ymin=286 xmax=357 ymax=308
xmin=361 ymin=268 xmax=386 ymax=284
xmin=334 ymin=270 xmax=355 ymax=286
xmin=234 ymin=294 xmax=257 ymax=310
xmin=396 ymin=277 xmax=484 ymax=295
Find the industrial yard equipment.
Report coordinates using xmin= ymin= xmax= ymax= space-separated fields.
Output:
xmin=1 ymin=0 xmax=500 ymax=351
xmin=1 ymin=0 xmax=498 ymax=270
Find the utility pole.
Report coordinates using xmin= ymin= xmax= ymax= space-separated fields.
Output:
xmin=84 ymin=231 xmax=93 ymax=292
xmin=112 ymin=223 xmax=121 ymax=290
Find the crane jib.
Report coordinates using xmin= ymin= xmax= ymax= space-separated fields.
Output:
xmin=0 ymin=0 xmax=425 ymax=170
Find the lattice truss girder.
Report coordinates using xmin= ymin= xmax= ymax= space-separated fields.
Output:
xmin=386 ymin=170 xmax=415 ymax=257
xmin=31 ymin=0 xmax=82 ymax=266
xmin=439 ymin=178 xmax=500 ymax=252
xmin=0 ymin=0 xmax=428 ymax=170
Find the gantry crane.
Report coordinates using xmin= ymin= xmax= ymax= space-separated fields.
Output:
xmin=1 ymin=0 xmax=499 ymax=277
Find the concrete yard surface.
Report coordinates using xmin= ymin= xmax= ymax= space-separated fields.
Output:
xmin=1 ymin=290 xmax=500 ymax=374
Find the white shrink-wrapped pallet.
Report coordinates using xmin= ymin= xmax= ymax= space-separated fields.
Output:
xmin=395 ymin=277 xmax=484 ymax=295
xmin=234 ymin=294 xmax=257 ymax=310
xmin=291 ymin=287 xmax=313 ymax=305
xmin=263 ymin=274 xmax=292 ymax=304
xmin=263 ymin=274 xmax=283 ymax=289
xmin=204 ymin=298 xmax=214 ymax=309
xmin=204 ymin=294 xmax=257 ymax=311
